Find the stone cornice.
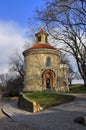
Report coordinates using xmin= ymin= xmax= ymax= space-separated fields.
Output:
xmin=23 ymin=48 xmax=60 ymax=57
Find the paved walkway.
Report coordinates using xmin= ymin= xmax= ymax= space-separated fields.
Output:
xmin=2 ymin=94 xmax=86 ymax=130
xmin=0 ymin=100 xmax=34 ymax=130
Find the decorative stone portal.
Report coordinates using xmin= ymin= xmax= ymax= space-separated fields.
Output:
xmin=42 ymin=70 xmax=55 ymax=90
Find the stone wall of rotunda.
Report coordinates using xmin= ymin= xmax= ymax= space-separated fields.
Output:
xmin=23 ymin=49 xmax=62 ymax=92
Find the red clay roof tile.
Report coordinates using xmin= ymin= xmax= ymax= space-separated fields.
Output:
xmin=28 ymin=43 xmax=56 ymax=50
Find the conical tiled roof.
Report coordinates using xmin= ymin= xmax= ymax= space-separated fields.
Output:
xmin=28 ymin=43 xmax=56 ymax=50
xmin=23 ymin=29 xmax=58 ymax=54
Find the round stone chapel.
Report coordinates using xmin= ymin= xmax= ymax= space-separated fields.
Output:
xmin=23 ymin=29 xmax=69 ymax=92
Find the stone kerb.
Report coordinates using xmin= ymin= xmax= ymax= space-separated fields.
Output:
xmin=17 ymin=93 xmax=42 ymax=113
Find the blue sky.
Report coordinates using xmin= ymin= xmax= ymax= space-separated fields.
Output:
xmin=0 ymin=0 xmax=45 ymax=73
xmin=0 ymin=0 xmax=45 ymax=27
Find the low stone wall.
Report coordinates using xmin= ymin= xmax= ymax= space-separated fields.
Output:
xmin=17 ymin=93 xmax=42 ymax=113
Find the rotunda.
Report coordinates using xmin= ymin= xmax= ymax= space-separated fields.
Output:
xmin=23 ymin=29 xmax=69 ymax=92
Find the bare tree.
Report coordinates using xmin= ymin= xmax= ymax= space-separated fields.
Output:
xmin=0 ymin=73 xmax=8 ymax=88
xmin=9 ymin=50 xmax=24 ymax=78
xmin=36 ymin=0 xmax=86 ymax=87
xmin=61 ymin=53 xmax=76 ymax=86
xmin=6 ymin=75 xmax=24 ymax=96
xmin=2 ymin=50 xmax=25 ymax=96
xmin=0 ymin=73 xmax=10 ymax=96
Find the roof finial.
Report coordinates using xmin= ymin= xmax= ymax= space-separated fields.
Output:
xmin=39 ymin=28 xmax=45 ymax=33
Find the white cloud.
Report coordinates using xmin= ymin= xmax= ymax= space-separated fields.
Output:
xmin=0 ymin=20 xmax=27 ymax=73
xmin=72 ymin=79 xmax=84 ymax=84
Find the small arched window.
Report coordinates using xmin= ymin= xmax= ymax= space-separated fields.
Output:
xmin=38 ymin=36 xmax=41 ymax=42
xmin=46 ymin=57 xmax=52 ymax=67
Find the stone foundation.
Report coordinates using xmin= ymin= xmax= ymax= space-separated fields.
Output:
xmin=17 ymin=93 xmax=43 ymax=113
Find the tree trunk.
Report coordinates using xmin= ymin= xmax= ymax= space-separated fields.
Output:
xmin=83 ymin=78 xmax=86 ymax=88
xmin=69 ymin=80 xmax=72 ymax=86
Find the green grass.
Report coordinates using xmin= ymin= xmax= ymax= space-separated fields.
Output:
xmin=24 ymin=92 xmax=74 ymax=109
xmin=69 ymin=84 xmax=86 ymax=93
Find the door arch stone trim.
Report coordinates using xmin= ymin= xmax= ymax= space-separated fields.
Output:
xmin=42 ymin=69 xmax=55 ymax=90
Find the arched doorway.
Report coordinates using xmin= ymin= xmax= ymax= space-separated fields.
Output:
xmin=42 ymin=70 xmax=55 ymax=90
